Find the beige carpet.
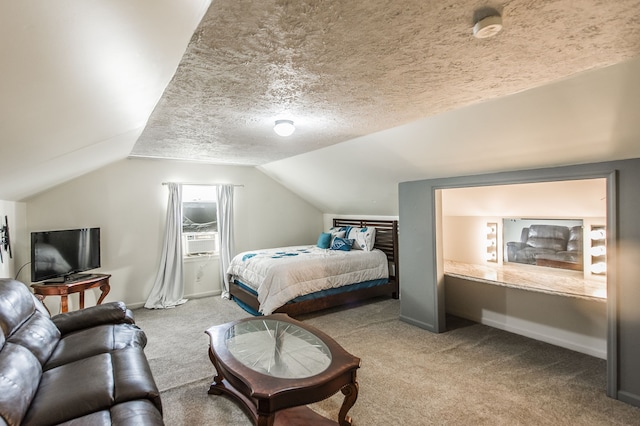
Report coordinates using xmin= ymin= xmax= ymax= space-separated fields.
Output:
xmin=133 ymin=296 xmax=640 ymax=425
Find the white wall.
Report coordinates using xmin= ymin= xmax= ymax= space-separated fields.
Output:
xmin=0 ymin=200 xmax=27 ymax=279
xmin=443 ymin=216 xmax=502 ymax=265
xmin=183 ymin=255 xmax=220 ymax=300
xmin=22 ymin=158 xmax=322 ymax=313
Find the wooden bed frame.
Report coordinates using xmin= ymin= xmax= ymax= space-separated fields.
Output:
xmin=229 ymin=218 xmax=399 ymax=317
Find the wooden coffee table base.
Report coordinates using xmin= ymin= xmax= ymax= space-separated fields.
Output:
xmin=206 ymin=314 xmax=360 ymax=426
xmin=208 ymin=350 xmax=358 ymax=426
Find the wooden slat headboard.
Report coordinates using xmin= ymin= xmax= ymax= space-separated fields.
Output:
xmin=332 ymin=218 xmax=399 ymax=282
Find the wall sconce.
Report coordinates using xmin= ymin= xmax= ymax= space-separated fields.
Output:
xmin=590 ymin=225 xmax=606 ymax=275
xmin=485 ymin=222 xmax=497 ymax=263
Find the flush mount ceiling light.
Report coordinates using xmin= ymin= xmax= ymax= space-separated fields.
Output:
xmin=273 ymin=119 xmax=295 ymax=137
xmin=473 ymin=15 xmax=503 ymax=39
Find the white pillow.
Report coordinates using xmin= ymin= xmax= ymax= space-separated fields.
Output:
xmin=328 ymin=228 xmax=346 ymax=245
xmin=346 ymin=226 xmax=376 ymax=251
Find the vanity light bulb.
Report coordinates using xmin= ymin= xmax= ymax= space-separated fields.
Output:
xmin=485 ymin=251 xmax=497 ymax=261
xmin=592 ymin=262 xmax=607 ymax=274
xmin=590 ymin=229 xmax=606 ymax=240
xmin=590 ymin=246 xmax=606 ymax=256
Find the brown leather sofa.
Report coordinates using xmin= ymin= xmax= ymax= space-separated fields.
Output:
xmin=0 ymin=278 xmax=163 ymax=426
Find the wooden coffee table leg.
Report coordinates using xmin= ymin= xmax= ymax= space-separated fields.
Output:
xmin=257 ymin=413 xmax=275 ymax=426
xmin=207 ymin=347 xmax=226 ymax=395
xmin=338 ymin=379 xmax=359 ymax=426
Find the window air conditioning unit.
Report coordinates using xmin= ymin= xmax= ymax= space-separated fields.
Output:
xmin=184 ymin=232 xmax=218 ymax=255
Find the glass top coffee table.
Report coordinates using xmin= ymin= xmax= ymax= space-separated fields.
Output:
xmin=206 ymin=313 xmax=360 ymax=426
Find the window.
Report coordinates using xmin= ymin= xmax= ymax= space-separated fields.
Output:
xmin=182 ymin=185 xmax=218 ymax=256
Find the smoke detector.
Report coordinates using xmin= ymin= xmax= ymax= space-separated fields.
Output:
xmin=473 ymin=15 xmax=503 ymax=39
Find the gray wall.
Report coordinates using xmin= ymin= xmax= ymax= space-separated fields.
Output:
xmin=398 ymin=158 xmax=640 ymax=407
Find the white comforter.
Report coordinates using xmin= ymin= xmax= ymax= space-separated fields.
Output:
xmin=227 ymin=245 xmax=389 ymax=315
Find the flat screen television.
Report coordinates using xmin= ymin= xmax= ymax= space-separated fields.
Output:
xmin=31 ymin=228 xmax=101 ymax=283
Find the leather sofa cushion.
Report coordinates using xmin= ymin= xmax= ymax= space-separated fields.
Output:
xmin=514 ymin=247 xmax=557 ymax=264
xmin=55 ymin=400 xmax=164 ymax=426
xmin=525 ymin=226 xmax=568 ymax=251
xmin=0 ymin=280 xmax=40 ymax=338
xmin=528 ymin=224 xmax=570 ymax=240
xmin=0 ymin=280 xmax=60 ymax=368
xmin=108 ymin=400 xmax=164 ymax=425
xmin=23 ymin=353 xmax=115 ymax=426
xmin=111 ymin=348 xmax=162 ymax=412
xmin=23 ymin=348 xmax=161 ymax=426
xmin=525 ymin=225 xmax=570 ymax=251
xmin=525 ymin=237 xmax=567 ymax=251
xmin=7 ymin=311 xmax=60 ymax=366
xmin=44 ymin=323 xmax=147 ymax=370
xmin=0 ymin=343 xmax=42 ymax=426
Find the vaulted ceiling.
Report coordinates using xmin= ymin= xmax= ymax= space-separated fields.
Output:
xmin=2 ymin=0 xmax=640 ymax=214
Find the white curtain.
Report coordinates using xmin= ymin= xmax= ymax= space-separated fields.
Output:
xmin=144 ymin=183 xmax=188 ymax=309
xmin=216 ymin=184 xmax=235 ymax=299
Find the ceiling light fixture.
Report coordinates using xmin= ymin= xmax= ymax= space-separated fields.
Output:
xmin=273 ymin=119 xmax=295 ymax=137
xmin=473 ymin=15 xmax=503 ymax=39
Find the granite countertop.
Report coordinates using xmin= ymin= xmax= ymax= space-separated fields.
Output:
xmin=444 ymin=260 xmax=606 ymax=302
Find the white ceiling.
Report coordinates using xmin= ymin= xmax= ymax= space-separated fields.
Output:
xmin=1 ymin=0 xmax=640 ymax=215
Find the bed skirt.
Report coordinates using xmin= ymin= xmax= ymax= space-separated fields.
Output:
xmin=232 ymin=278 xmax=389 ymax=316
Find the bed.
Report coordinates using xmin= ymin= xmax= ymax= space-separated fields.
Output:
xmin=228 ymin=218 xmax=399 ymax=316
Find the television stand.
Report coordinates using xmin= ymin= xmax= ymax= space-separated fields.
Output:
xmin=31 ymin=273 xmax=111 ymax=314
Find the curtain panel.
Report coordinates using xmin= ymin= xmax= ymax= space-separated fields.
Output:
xmin=144 ymin=183 xmax=188 ymax=309
xmin=216 ymin=185 xmax=235 ymax=299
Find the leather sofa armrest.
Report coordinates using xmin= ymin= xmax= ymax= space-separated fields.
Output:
xmin=51 ymin=301 xmax=134 ymax=335
xmin=506 ymin=242 xmax=526 ymax=261
xmin=506 ymin=242 xmax=526 ymax=249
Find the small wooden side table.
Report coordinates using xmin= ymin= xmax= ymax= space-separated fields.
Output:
xmin=31 ymin=274 xmax=111 ymax=313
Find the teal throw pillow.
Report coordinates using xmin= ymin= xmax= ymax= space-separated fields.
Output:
xmin=330 ymin=237 xmax=354 ymax=251
xmin=317 ymin=232 xmax=332 ymax=249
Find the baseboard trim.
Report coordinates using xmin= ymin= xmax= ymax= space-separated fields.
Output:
xmin=127 ymin=290 xmax=221 ymax=310
xmin=186 ymin=290 xmax=221 ymax=299
xmin=617 ymin=390 xmax=640 ymax=408
xmin=400 ymin=315 xmax=439 ymax=333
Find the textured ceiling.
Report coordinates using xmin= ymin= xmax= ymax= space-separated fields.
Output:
xmin=131 ymin=0 xmax=640 ymax=165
